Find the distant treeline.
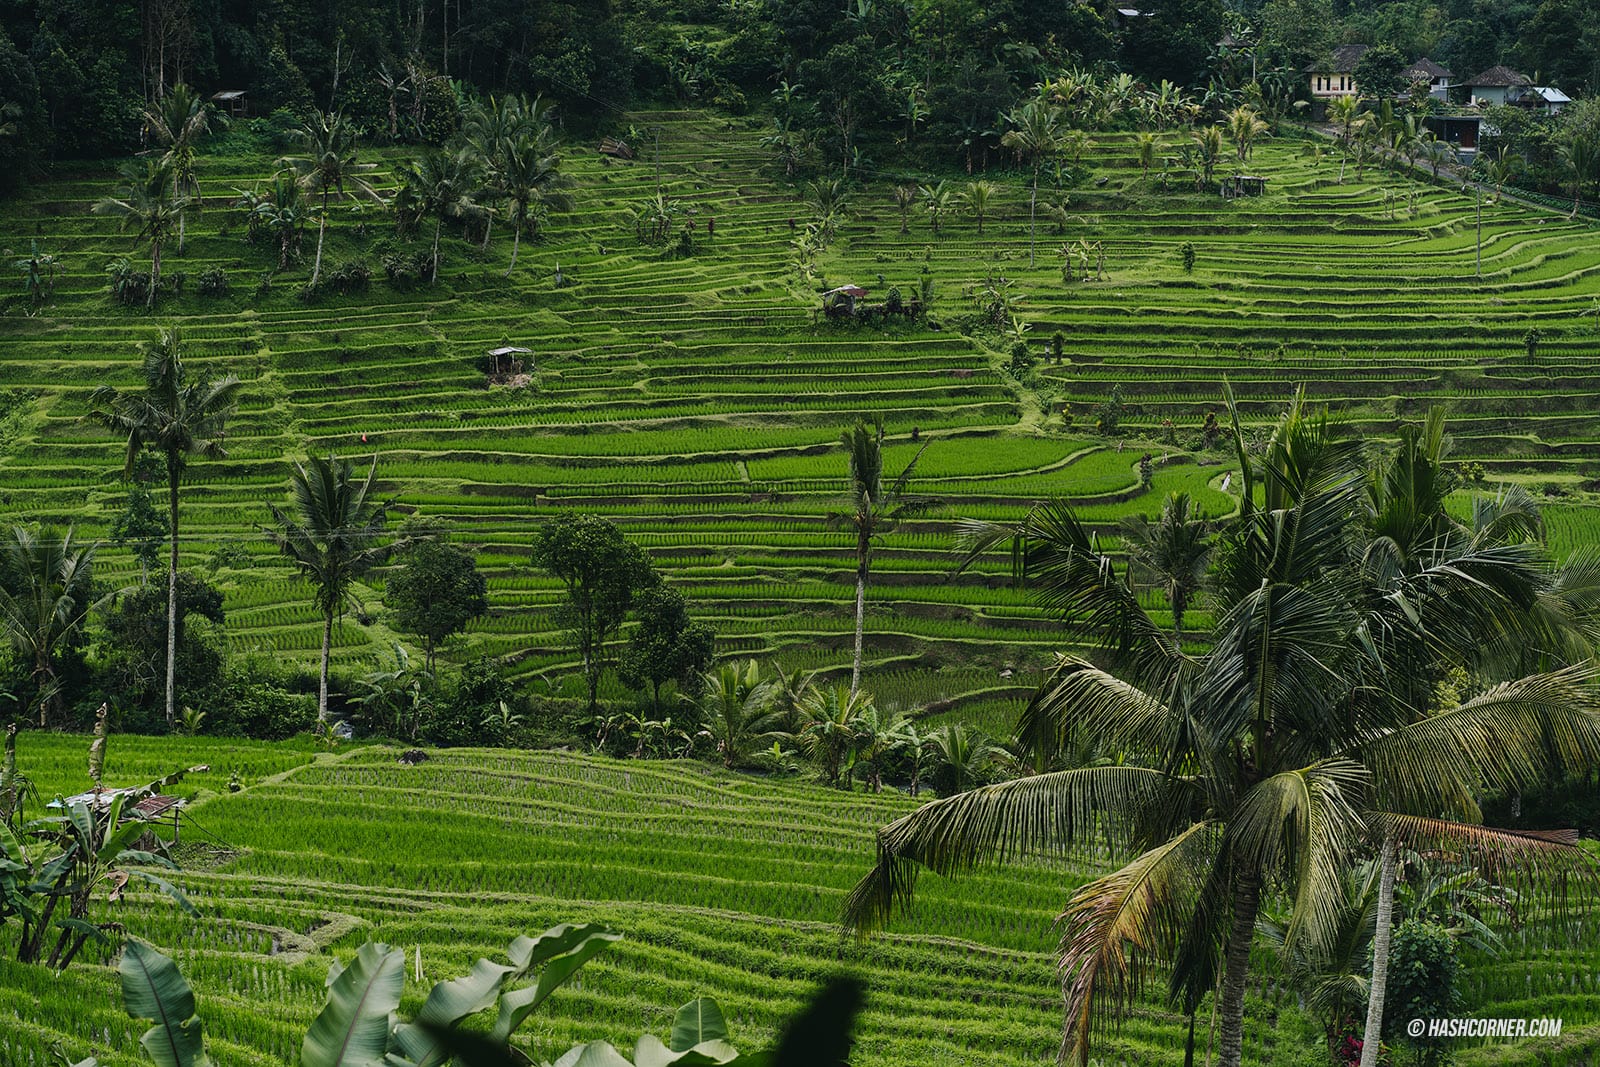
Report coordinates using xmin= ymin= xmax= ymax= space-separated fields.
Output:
xmin=0 ymin=0 xmax=1586 ymax=177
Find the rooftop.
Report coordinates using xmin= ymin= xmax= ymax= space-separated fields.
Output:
xmin=1465 ymin=65 xmax=1531 ymax=87
xmin=1404 ymin=58 xmax=1452 ymax=80
xmin=1304 ymin=44 xmax=1369 ymax=74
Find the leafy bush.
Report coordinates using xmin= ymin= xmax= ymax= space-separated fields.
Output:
xmin=196 ymin=268 xmax=230 ymax=297
xmin=326 ymin=259 xmax=371 ymax=294
xmin=105 ymin=258 xmax=152 ymax=306
xmin=382 ymin=247 xmax=434 ymax=287
xmin=205 ymin=659 xmax=318 ymax=739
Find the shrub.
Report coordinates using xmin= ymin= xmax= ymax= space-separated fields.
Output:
xmin=197 ymin=268 xmax=230 ymax=297
xmin=382 ymin=248 xmax=434 ymax=287
xmin=106 ymin=258 xmax=152 ymax=306
xmin=884 ymin=286 xmax=903 ymax=313
xmin=1005 ymin=341 xmax=1036 ymax=377
xmin=207 ymin=660 xmax=319 ymax=739
xmin=326 ymin=259 xmax=371 ymax=294
xmin=1180 ymin=241 xmax=1196 ymax=273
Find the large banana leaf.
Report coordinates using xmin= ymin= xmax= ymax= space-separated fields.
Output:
xmin=302 ymin=942 xmax=404 ymax=1067
xmin=489 ymin=923 xmax=622 ymax=1043
xmin=120 ymin=939 xmax=210 ymax=1067
xmin=669 ymin=1000 xmax=727 ymax=1052
xmin=633 ymin=1035 xmax=751 ymax=1067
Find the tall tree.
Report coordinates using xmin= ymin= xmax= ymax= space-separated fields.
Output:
xmin=93 ymin=159 xmax=186 ymax=308
xmin=619 ymin=585 xmax=714 ymax=710
xmin=0 ymin=527 xmax=108 ymax=726
xmin=278 ymin=111 xmax=382 ymax=286
xmin=848 ymin=398 xmax=1600 ymax=1067
xmin=1000 ymin=99 xmax=1067 ymax=267
xmin=398 ymin=146 xmax=479 ymax=284
xmin=533 ymin=514 xmax=659 ymax=710
xmin=962 ymin=179 xmax=1000 ymax=234
xmin=499 ymin=129 xmax=572 ymax=276
xmin=265 ymin=455 xmax=394 ymax=720
xmin=384 ymin=537 xmax=488 ymax=674
xmin=829 ymin=419 xmax=930 ymax=699
xmin=90 ymin=326 xmax=240 ymax=731
xmin=139 ymin=83 xmax=216 ymax=253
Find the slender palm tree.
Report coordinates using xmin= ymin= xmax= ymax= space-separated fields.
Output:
xmin=919 ymin=180 xmax=955 ymax=235
xmin=278 ymin=111 xmax=382 ymax=286
xmin=140 ymin=84 xmax=217 ymax=253
xmin=891 ymin=183 xmax=917 ymax=234
xmin=847 ymin=397 xmax=1600 ymax=1067
xmin=1000 ymin=99 xmax=1067 ymax=266
xmin=1190 ymin=125 xmax=1224 ymax=188
xmin=264 ymin=455 xmax=394 ymax=720
xmin=462 ymin=93 xmax=533 ymax=252
xmin=0 ymin=527 xmax=110 ymax=726
xmin=928 ymin=722 xmax=1011 ymax=794
xmin=694 ymin=660 xmax=787 ymax=769
xmin=1118 ymin=491 xmax=1210 ymax=649
xmin=500 ymin=129 xmax=572 ymax=275
xmin=962 ymin=180 xmax=1000 ymax=234
xmin=400 ymin=146 xmax=480 ymax=284
xmin=830 ymin=419 xmax=931 ymax=699
xmin=240 ymin=173 xmax=308 ymax=271
xmin=93 ymin=159 xmax=187 ymax=308
xmin=91 ymin=326 xmax=240 ymax=731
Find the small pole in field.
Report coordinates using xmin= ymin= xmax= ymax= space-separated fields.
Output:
xmin=651 ymin=125 xmax=663 ymax=196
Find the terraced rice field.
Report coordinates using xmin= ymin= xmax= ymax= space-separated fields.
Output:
xmin=6 ymin=735 xmax=1597 ymax=1066
xmin=1 ymin=113 xmax=1597 ymax=711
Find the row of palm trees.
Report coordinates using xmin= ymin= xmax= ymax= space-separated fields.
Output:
xmin=688 ymin=659 xmax=1009 ymax=794
xmin=92 ymin=90 xmax=570 ymax=303
xmin=846 ymin=397 xmax=1600 ymax=1067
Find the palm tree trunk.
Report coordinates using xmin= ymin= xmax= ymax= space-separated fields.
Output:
xmin=1359 ymin=834 xmax=1399 ymax=1067
xmin=318 ymin=610 xmax=332 ymax=721
xmin=178 ymin=208 xmax=186 ymax=255
xmin=432 ymin=215 xmax=443 ymax=284
xmin=148 ymin=238 xmax=161 ymax=309
xmin=312 ymin=189 xmax=329 ymax=285
xmin=506 ymin=223 xmax=521 ymax=276
xmin=849 ymin=564 xmax=867 ymax=700
xmin=1028 ymin=166 xmax=1039 ymax=268
xmin=1215 ymin=872 xmax=1261 ymax=1067
xmin=165 ymin=464 xmax=180 ymax=731
xmin=481 ymin=211 xmax=493 ymax=252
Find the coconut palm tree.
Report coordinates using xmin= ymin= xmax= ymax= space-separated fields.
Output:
xmin=140 ymin=84 xmax=218 ymax=253
xmin=796 ymin=683 xmax=874 ymax=788
xmin=1134 ymin=132 xmax=1157 ymax=183
xmin=890 ymin=183 xmax=917 ymax=234
xmin=1000 ymin=99 xmax=1067 ymax=267
xmin=399 ymin=146 xmax=480 ymax=284
xmin=264 ymin=455 xmax=394 ymax=721
xmin=90 ymin=326 xmax=241 ymax=731
xmin=919 ymin=180 xmax=955 ymax=235
xmin=1226 ymin=105 xmax=1269 ymax=162
xmin=500 ymin=129 xmax=572 ymax=276
xmin=1559 ymin=130 xmax=1599 ymax=218
xmin=829 ymin=419 xmax=931 ymax=699
xmin=462 ymin=93 xmax=535 ymax=252
xmin=93 ymin=159 xmax=187 ymax=308
xmin=847 ymin=397 xmax=1600 ymax=1067
xmin=1118 ymin=491 xmax=1210 ymax=649
xmin=928 ymin=722 xmax=1011 ymax=795
xmin=694 ymin=659 xmax=787 ymax=769
xmin=1190 ymin=125 xmax=1224 ymax=188
xmin=962 ymin=180 xmax=1000 ymax=234
xmin=277 ymin=111 xmax=383 ymax=286
xmin=1485 ymin=146 xmax=1519 ymax=204
xmin=236 ymin=173 xmax=309 ymax=270
xmin=0 ymin=527 xmax=110 ymax=726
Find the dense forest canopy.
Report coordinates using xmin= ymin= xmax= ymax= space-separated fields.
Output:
xmin=0 ymin=0 xmax=1588 ymax=174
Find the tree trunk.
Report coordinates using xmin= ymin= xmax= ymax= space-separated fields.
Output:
xmin=312 ymin=189 xmax=329 ymax=285
xmin=148 ymin=238 xmax=161 ymax=309
xmin=506 ymin=222 xmax=521 ymax=276
xmin=177 ymin=207 xmax=186 ymax=254
xmin=318 ymin=610 xmax=332 ymax=721
xmin=432 ymin=215 xmax=442 ymax=284
xmin=480 ymin=210 xmax=492 ymax=252
xmin=165 ymin=463 xmax=180 ymax=731
xmin=1359 ymin=835 xmax=1399 ymax=1067
xmin=1215 ymin=872 xmax=1261 ymax=1067
xmin=1028 ymin=167 xmax=1039 ymax=268
xmin=849 ymin=564 xmax=867 ymax=700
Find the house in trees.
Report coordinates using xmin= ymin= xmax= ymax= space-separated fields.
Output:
xmin=1464 ymin=66 xmax=1571 ymax=115
xmin=1402 ymin=58 xmax=1453 ymax=99
xmin=1305 ymin=44 xmax=1367 ymax=102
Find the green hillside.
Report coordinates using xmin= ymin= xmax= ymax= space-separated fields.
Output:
xmin=3 ymin=111 xmax=1599 ymax=717
xmin=4 ymin=734 xmax=1598 ymax=1066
